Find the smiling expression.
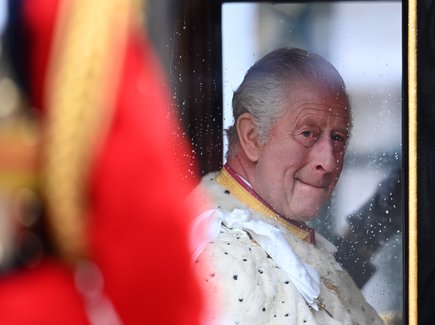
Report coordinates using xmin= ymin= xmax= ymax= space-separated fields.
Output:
xmin=250 ymin=81 xmax=351 ymax=221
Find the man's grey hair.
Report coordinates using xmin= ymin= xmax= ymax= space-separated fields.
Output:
xmin=226 ymin=47 xmax=350 ymax=159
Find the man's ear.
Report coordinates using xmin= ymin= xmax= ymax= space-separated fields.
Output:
xmin=236 ymin=113 xmax=261 ymax=162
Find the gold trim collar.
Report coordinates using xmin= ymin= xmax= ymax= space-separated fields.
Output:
xmin=216 ymin=164 xmax=315 ymax=244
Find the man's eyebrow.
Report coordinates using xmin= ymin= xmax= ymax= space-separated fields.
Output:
xmin=296 ymin=116 xmax=318 ymax=126
xmin=334 ymin=127 xmax=350 ymax=135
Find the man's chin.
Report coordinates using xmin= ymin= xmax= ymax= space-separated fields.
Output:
xmin=283 ymin=205 xmax=322 ymax=222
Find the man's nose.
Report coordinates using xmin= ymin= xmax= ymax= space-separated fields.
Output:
xmin=312 ymin=136 xmax=336 ymax=174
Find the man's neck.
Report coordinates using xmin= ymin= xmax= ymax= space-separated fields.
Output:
xmin=226 ymin=154 xmax=254 ymax=185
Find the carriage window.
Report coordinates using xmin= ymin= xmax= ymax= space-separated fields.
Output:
xmin=222 ymin=2 xmax=403 ymax=322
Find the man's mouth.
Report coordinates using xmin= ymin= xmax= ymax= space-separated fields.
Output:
xmin=296 ymin=178 xmax=330 ymax=190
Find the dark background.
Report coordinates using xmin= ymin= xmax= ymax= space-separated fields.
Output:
xmin=416 ymin=0 xmax=435 ymax=324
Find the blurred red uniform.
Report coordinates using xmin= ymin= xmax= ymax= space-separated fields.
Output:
xmin=0 ymin=0 xmax=203 ymax=324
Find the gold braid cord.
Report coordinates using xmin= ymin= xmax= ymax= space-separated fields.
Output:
xmin=43 ymin=0 xmax=142 ymax=264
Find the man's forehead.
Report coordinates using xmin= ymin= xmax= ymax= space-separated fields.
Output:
xmin=287 ymin=86 xmax=350 ymax=119
xmin=286 ymin=78 xmax=348 ymax=101
xmin=291 ymin=105 xmax=351 ymax=129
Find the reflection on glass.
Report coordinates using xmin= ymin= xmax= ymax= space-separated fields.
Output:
xmin=222 ymin=2 xmax=402 ymax=324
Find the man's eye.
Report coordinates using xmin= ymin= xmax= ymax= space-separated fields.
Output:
xmin=295 ymin=130 xmax=318 ymax=147
xmin=332 ymin=133 xmax=347 ymax=143
xmin=301 ymin=130 xmax=315 ymax=138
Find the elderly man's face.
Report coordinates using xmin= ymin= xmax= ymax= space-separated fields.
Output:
xmin=251 ymin=81 xmax=350 ymax=221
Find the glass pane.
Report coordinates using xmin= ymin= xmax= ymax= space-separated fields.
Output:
xmin=222 ymin=2 xmax=402 ymax=322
